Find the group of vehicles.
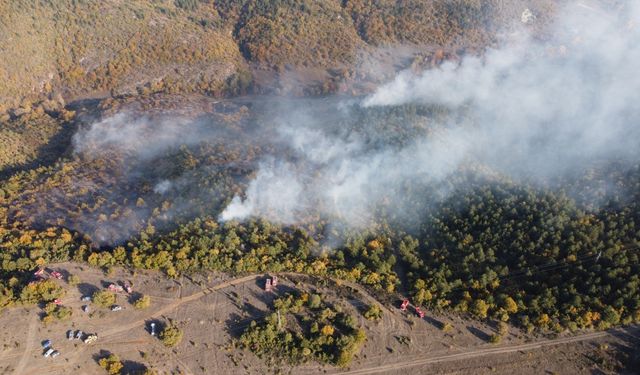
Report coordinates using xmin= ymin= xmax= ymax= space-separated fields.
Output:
xmin=41 ymin=340 xmax=60 ymax=359
xmin=67 ymin=329 xmax=98 ymax=343
xmin=399 ymin=298 xmax=425 ymax=318
xmin=35 ymin=271 xmax=134 ymax=361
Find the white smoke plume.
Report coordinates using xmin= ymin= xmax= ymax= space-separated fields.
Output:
xmin=220 ymin=1 xmax=640 ymax=225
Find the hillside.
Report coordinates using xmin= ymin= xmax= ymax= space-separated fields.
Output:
xmin=0 ymin=0 xmax=559 ymax=111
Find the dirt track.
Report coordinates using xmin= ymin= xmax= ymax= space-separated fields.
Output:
xmin=331 ymin=330 xmax=620 ymax=374
xmin=86 ymin=272 xmax=636 ymax=374
xmin=13 ymin=314 xmax=38 ymax=374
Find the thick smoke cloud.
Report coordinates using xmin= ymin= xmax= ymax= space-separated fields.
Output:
xmin=220 ymin=1 xmax=640 ymax=225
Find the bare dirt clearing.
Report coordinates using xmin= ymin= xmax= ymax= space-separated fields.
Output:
xmin=0 ymin=263 xmax=635 ymax=374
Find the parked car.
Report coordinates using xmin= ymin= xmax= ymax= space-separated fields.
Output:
xmin=83 ymin=334 xmax=98 ymax=344
xmin=51 ymin=350 xmax=60 ymax=358
xmin=111 ymin=305 xmax=122 ymax=312
xmin=67 ymin=330 xmax=74 ymax=340
xmin=75 ymin=330 xmax=83 ymax=340
xmin=82 ymin=305 xmax=89 ymax=313
xmin=150 ymin=322 xmax=156 ymax=336
xmin=81 ymin=296 xmax=91 ymax=302
xmin=42 ymin=340 xmax=51 ymax=349
xmin=43 ymin=348 xmax=55 ymax=358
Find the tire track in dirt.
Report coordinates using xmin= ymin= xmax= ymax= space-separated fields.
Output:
xmin=14 ymin=313 xmax=38 ymax=374
xmin=99 ymin=274 xmax=259 ymax=339
xmin=19 ymin=272 xmax=637 ymax=375
xmin=331 ymin=330 xmax=616 ymax=375
xmin=43 ymin=274 xmax=259 ymax=374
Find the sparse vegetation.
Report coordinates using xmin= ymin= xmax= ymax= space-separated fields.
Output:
xmin=239 ymin=291 xmax=366 ymax=367
xmin=98 ymin=353 xmax=124 ymax=375
xmin=160 ymin=321 xmax=183 ymax=347
xmin=93 ymin=290 xmax=116 ymax=308
xmin=41 ymin=301 xmax=72 ymax=324
xmin=67 ymin=274 xmax=80 ymax=286
xmin=133 ymin=294 xmax=151 ymax=309
xmin=363 ymin=304 xmax=383 ymax=321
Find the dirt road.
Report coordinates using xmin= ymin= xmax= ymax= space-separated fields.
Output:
xmin=14 ymin=270 xmax=636 ymax=374
xmin=98 ymin=274 xmax=258 ymax=339
xmin=332 ymin=329 xmax=626 ymax=374
xmin=14 ymin=314 xmax=38 ymax=375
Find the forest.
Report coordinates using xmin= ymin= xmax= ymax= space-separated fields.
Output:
xmin=0 ymin=97 xmax=638 ymax=338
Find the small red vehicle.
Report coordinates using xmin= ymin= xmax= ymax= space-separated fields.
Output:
xmin=50 ymin=271 xmax=63 ymax=280
xmin=108 ymin=284 xmax=123 ymax=293
xmin=415 ymin=306 xmax=425 ymax=318
xmin=400 ymin=299 xmax=410 ymax=311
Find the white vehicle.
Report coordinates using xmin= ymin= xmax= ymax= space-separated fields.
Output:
xmin=81 ymin=296 xmax=91 ymax=302
xmin=44 ymin=348 xmax=55 ymax=358
xmin=82 ymin=305 xmax=89 ymax=313
xmin=111 ymin=305 xmax=122 ymax=312
xmin=83 ymin=334 xmax=98 ymax=344
xmin=67 ymin=330 xmax=74 ymax=340
xmin=75 ymin=330 xmax=83 ymax=340
xmin=150 ymin=322 xmax=156 ymax=336
xmin=51 ymin=350 xmax=60 ymax=358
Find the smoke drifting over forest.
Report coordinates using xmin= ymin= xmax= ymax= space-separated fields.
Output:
xmin=220 ymin=1 xmax=640 ymax=225
xmin=60 ymin=1 xmax=640 ymax=244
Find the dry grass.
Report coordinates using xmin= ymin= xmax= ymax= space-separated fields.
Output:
xmin=0 ymin=0 xmax=245 ymax=107
xmin=0 ymin=0 xmax=565 ymax=110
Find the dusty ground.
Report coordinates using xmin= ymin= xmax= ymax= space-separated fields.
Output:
xmin=0 ymin=263 xmax=636 ymax=375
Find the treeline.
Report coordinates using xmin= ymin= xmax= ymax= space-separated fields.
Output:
xmin=0 ymin=104 xmax=638 ymax=336
xmin=398 ymin=173 xmax=640 ymax=332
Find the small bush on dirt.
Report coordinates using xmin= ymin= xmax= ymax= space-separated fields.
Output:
xmin=42 ymin=302 xmax=72 ymax=324
xmin=67 ymin=274 xmax=80 ymax=286
xmin=160 ymin=321 xmax=183 ymax=347
xmin=133 ymin=295 xmax=151 ymax=309
xmin=489 ymin=333 xmax=502 ymax=344
xmin=93 ymin=290 xmax=116 ymax=308
xmin=363 ymin=304 xmax=383 ymax=321
xmin=98 ymin=353 xmax=123 ymax=374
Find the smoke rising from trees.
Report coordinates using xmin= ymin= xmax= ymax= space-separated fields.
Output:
xmin=219 ymin=1 xmax=640 ymax=226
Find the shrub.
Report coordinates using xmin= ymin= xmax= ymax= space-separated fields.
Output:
xmin=175 ymin=0 xmax=198 ymax=10
xmin=160 ymin=321 xmax=183 ymax=347
xmin=93 ymin=290 xmax=116 ymax=308
xmin=489 ymin=333 xmax=502 ymax=344
xmin=133 ymin=295 xmax=151 ymax=309
xmin=497 ymin=321 xmax=509 ymax=336
xmin=20 ymin=279 xmax=65 ymax=305
xmin=98 ymin=353 xmax=123 ymax=375
xmin=67 ymin=274 xmax=80 ymax=286
xmin=363 ymin=304 xmax=383 ymax=321
xmin=308 ymin=294 xmax=321 ymax=309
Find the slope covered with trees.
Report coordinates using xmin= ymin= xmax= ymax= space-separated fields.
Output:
xmin=0 ymin=100 xmax=638 ymax=338
xmin=0 ymin=0 xmax=560 ymax=112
